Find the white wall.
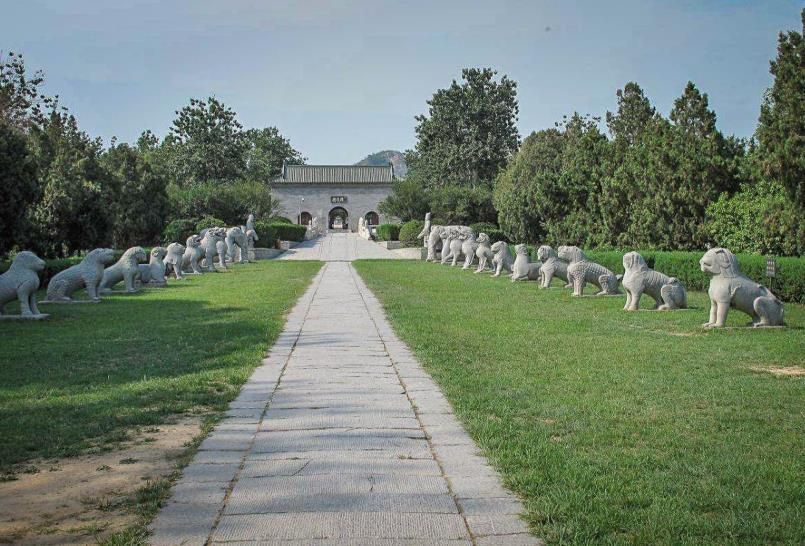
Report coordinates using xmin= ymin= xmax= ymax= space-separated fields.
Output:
xmin=269 ymin=183 xmax=394 ymax=230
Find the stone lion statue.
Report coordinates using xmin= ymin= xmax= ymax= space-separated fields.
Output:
xmin=537 ymin=245 xmax=570 ymax=289
xmin=44 ymin=248 xmax=116 ymax=302
xmin=440 ymin=227 xmax=470 ymax=266
xmin=100 ymin=246 xmax=146 ymax=293
xmin=245 ymin=228 xmax=259 ymax=260
xmin=621 ymin=251 xmax=687 ymax=311
xmin=491 ymin=241 xmax=514 ymax=277
xmin=182 ymin=235 xmax=203 ymax=274
xmin=461 ymin=232 xmax=478 ymax=269
xmin=425 ymin=224 xmax=471 ymax=262
xmin=474 ymin=233 xmax=494 ymax=273
xmin=559 ymin=245 xmax=620 ymax=296
xmin=225 ymin=226 xmax=248 ymax=263
xmin=511 ymin=244 xmax=542 ymax=282
xmin=138 ymin=247 xmax=168 ymax=286
xmin=699 ymin=247 xmax=784 ymax=328
xmin=165 ymin=242 xmax=186 ymax=280
xmin=200 ymin=228 xmax=226 ymax=272
xmin=0 ymin=251 xmax=47 ymax=318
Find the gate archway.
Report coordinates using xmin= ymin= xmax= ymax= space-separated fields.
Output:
xmin=329 ymin=207 xmax=348 ymax=230
xmin=300 ymin=211 xmax=312 ymax=226
xmin=365 ymin=211 xmax=379 ymax=226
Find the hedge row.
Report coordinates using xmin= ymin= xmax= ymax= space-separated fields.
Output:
xmin=399 ymin=220 xmax=424 ymax=247
xmin=0 ymin=256 xmax=86 ymax=286
xmin=272 ymin=223 xmax=307 ymax=243
xmin=377 ymin=224 xmax=401 ymax=241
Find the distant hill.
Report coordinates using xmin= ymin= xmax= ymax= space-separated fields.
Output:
xmin=355 ymin=150 xmax=408 ymax=178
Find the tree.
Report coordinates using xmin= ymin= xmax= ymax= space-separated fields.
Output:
xmin=756 ymin=8 xmax=805 ymax=210
xmin=378 ymin=176 xmax=430 ymax=222
xmin=243 ymin=127 xmax=305 ymax=180
xmin=102 ymin=141 xmax=169 ymax=248
xmin=0 ymin=121 xmax=39 ymax=254
xmin=0 ymin=51 xmax=59 ymax=132
xmin=169 ymin=97 xmax=246 ymax=185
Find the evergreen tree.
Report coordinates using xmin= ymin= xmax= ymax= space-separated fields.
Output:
xmin=243 ymin=127 xmax=305 ymax=180
xmin=0 ymin=122 xmax=39 ymax=254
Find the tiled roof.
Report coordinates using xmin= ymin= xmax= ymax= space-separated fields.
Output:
xmin=271 ymin=164 xmax=395 ymax=184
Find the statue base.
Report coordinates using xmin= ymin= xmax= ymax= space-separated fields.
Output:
xmin=40 ymin=299 xmax=101 ymax=305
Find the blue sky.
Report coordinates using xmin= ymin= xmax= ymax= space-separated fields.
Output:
xmin=4 ymin=0 xmax=802 ymax=163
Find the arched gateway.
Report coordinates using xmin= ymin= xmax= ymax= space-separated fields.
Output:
xmin=329 ymin=207 xmax=348 ymax=230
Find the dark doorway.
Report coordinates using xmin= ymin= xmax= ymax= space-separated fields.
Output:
xmin=365 ymin=211 xmax=379 ymax=226
xmin=300 ymin=211 xmax=312 ymax=226
xmin=329 ymin=207 xmax=348 ymax=230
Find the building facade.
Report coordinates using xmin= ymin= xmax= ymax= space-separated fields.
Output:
xmin=269 ymin=164 xmax=395 ymax=231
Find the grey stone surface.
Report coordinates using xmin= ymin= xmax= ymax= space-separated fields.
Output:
xmin=0 ymin=251 xmax=48 ymax=318
xmin=150 ymin=242 xmax=537 ymax=544
xmin=277 ymin=232 xmax=407 ymax=261
xmin=622 ymin=251 xmax=688 ymax=311
xmin=43 ymin=248 xmax=115 ymax=302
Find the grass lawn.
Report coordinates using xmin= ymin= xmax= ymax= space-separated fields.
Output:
xmin=0 ymin=260 xmax=321 ymax=471
xmin=354 ymin=260 xmax=804 ymax=545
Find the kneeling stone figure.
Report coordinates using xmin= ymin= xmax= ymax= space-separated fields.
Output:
xmin=622 ymin=251 xmax=687 ymax=311
xmin=138 ymin=247 xmax=168 ymax=286
xmin=0 ymin=251 xmax=47 ymax=318
xmin=511 ymin=244 xmax=542 ymax=282
xmin=45 ymin=248 xmax=116 ymax=302
xmin=165 ymin=242 xmax=186 ymax=280
xmin=700 ymin=247 xmax=784 ymax=328
xmin=537 ymin=245 xmax=570 ymax=289
xmin=559 ymin=245 xmax=620 ymax=296
xmin=474 ymin=234 xmax=494 ymax=273
xmin=100 ymin=247 xmax=147 ymax=293
xmin=491 ymin=241 xmax=514 ymax=277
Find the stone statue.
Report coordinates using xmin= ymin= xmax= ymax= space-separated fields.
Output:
xmin=461 ymin=233 xmax=479 ymax=269
xmin=511 ymin=244 xmax=542 ymax=282
xmin=474 ymin=233 xmax=494 ymax=273
xmin=559 ymin=245 xmax=620 ymax=296
xmin=0 ymin=251 xmax=48 ymax=319
xmin=440 ymin=227 xmax=469 ymax=266
xmin=699 ymin=247 xmax=784 ymax=328
xmin=138 ymin=247 xmax=168 ymax=286
xmin=621 ymin=252 xmax=687 ymax=311
xmin=246 ymin=213 xmax=255 ymax=234
xmin=165 ymin=242 xmax=186 ymax=280
xmin=215 ymin=240 xmax=228 ymax=270
xmin=182 ymin=235 xmax=203 ymax=274
xmin=100 ymin=246 xmax=146 ymax=293
xmin=537 ymin=245 xmax=570 ymax=289
xmin=245 ymin=228 xmax=259 ymax=260
xmin=416 ymin=212 xmax=432 ymax=249
xmin=491 ymin=241 xmax=514 ymax=277
xmin=200 ymin=228 xmax=226 ymax=272
xmin=225 ymin=226 xmax=248 ymax=263
xmin=427 ymin=225 xmax=471 ymax=263
xmin=44 ymin=248 xmax=116 ymax=302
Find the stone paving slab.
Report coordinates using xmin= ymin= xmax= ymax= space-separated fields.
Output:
xmin=150 ymin=250 xmax=540 ymax=545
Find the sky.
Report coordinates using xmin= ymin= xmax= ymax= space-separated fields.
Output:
xmin=4 ymin=0 xmax=802 ymax=164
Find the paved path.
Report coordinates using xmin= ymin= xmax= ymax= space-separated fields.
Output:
xmin=150 ymin=235 xmax=539 ymax=545
xmin=278 ymin=232 xmax=407 ymax=261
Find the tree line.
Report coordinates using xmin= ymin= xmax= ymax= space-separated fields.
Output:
xmin=381 ymin=10 xmax=803 ymax=257
xmin=0 ymin=53 xmax=304 ymax=258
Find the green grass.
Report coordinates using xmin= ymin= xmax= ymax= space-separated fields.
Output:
xmin=354 ymin=260 xmax=805 ymax=545
xmin=0 ymin=261 xmax=321 ymax=470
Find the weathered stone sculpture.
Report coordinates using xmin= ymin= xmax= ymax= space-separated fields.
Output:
xmin=417 ymin=212 xmax=432 ymax=250
xmin=441 ymin=227 xmax=469 ymax=266
xmin=200 ymin=228 xmax=226 ymax=272
xmin=560 ymin=245 xmax=620 ymax=296
xmin=461 ymin=233 xmax=479 ymax=269
xmin=430 ymin=225 xmax=471 ymax=264
xmin=165 ymin=242 xmax=186 ymax=280
xmin=245 ymin=228 xmax=259 ymax=260
xmin=511 ymin=244 xmax=542 ymax=282
xmin=700 ymin=247 xmax=784 ymax=328
xmin=246 ymin=213 xmax=255 ymax=234
xmin=622 ymin=251 xmax=688 ymax=311
xmin=44 ymin=248 xmax=116 ymax=302
xmin=0 ymin=251 xmax=48 ymax=319
xmin=100 ymin=246 xmax=146 ymax=293
xmin=215 ymin=240 xmax=228 ymax=270
xmin=491 ymin=241 xmax=514 ymax=277
xmin=225 ymin=226 xmax=248 ymax=263
xmin=474 ymin=233 xmax=494 ymax=273
xmin=537 ymin=245 xmax=570 ymax=289
xmin=138 ymin=247 xmax=168 ymax=286
xmin=182 ymin=235 xmax=203 ymax=274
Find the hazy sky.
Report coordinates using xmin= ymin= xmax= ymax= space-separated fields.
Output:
xmin=4 ymin=1 xmax=802 ymax=163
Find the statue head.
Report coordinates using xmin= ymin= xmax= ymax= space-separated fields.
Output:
xmin=150 ymin=247 xmax=167 ymax=261
xmin=123 ymin=246 xmax=147 ymax=263
xmin=11 ymin=251 xmax=45 ymax=273
xmin=476 ymin=233 xmax=490 ymax=245
xmin=514 ymin=243 xmax=528 ymax=256
xmin=700 ymin=247 xmax=740 ymax=278
xmin=186 ymin=235 xmax=200 ymax=248
xmin=558 ymin=245 xmax=585 ymax=264
xmin=491 ymin=241 xmax=508 ymax=254
xmin=623 ymin=251 xmax=648 ymax=272
xmin=87 ymin=248 xmax=116 ymax=265
xmin=537 ymin=245 xmax=556 ymax=261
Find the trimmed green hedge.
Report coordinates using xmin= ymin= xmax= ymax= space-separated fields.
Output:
xmin=1 ymin=256 xmax=86 ymax=287
xmin=272 ymin=223 xmax=306 ymax=242
xmin=268 ymin=216 xmax=293 ymax=224
xmin=583 ymin=250 xmax=804 ymax=303
xmin=162 ymin=218 xmax=198 ymax=244
xmin=377 ymin=224 xmax=401 ymax=241
xmin=195 ymin=216 xmax=225 ymax=232
xmin=253 ymin=220 xmax=277 ymax=248
xmin=399 ymin=220 xmax=424 ymax=247
xmin=470 ymin=222 xmax=498 ymax=234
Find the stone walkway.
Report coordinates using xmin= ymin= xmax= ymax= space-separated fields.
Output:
xmin=277 ymin=232 xmax=406 ymax=261
xmin=150 ymin=235 xmax=539 ymax=545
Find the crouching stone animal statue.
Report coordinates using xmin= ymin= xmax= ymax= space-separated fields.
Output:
xmin=537 ymin=246 xmax=570 ymax=289
xmin=491 ymin=241 xmax=514 ymax=277
xmin=165 ymin=242 xmax=186 ymax=280
xmin=622 ymin=251 xmax=687 ymax=311
xmin=441 ymin=227 xmax=470 ymax=266
xmin=511 ymin=244 xmax=542 ymax=282
xmin=226 ymin=226 xmax=248 ymax=263
xmin=461 ymin=233 xmax=478 ymax=269
xmin=0 ymin=251 xmax=48 ymax=319
xmin=44 ymin=248 xmax=116 ymax=302
xmin=699 ymin=247 xmax=784 ymax=328
xmin=138 ymin=247 xmax=168 ymax=286
xmin=475 ymin=234 xmax=494 ymax=273
xmin=200 ymin=228 xmax=226 ymax=272
xmin=182 ymin=235 xmax=203 ymax=274
xmin=100 ymin=247 xmax=147 ymax=293
xmin=559 ymin=245 xmax=620 ymax=296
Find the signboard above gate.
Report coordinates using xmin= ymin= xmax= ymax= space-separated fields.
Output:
xmin=331 ymin=196 xmax=347 ymax=204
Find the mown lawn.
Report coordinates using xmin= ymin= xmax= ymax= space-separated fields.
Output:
xmin=354 ymin=260 xmax=804 ymax=545
xmin=0 ymin=261 xmax=321 ymax=471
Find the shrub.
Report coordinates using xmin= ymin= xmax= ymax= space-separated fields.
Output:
xmin=162 ymin=218 xmax=198 ymax=244
xmin=253 ymin=220 xmax=277 ymax=248
xmin=272 ymin=223 xmax=306 ymax=242
xmin=376 ymin=224 xmax=401 ymax=241
xmin=485 ymin=229 xmax=509 ymax=244
xmin=268 ymin=216 xmax=293 ymax=224
xmin=167 ymin=179 xmax=279 ymax=228
xmin=470 ymin=222 xmax=498 ymax=234
xmin=399 ymin=220 xmax=424 ymax=247
xmin=195 ymin=216 xmax=225 ymax=232
xmin=0 ymin=256 xmax=86 ymax=287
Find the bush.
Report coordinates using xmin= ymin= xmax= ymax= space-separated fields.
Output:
xmin=268 ymin=216 xmax=293 ymax=224
xmin=253 ymin=220 xmax=277 ymax=248
xmin=486 ymin=229 xmax=509 ymax=244
xmin=470 ymin=222 xmax=498 ymax=234
xmin=0 ymin=256 xmax=86 ymax=287
xmin=162 ymin=218 xmax=198 ymax=244
xmin=399 ymin=220 xmax=424 ymax=247
xmin=195 ymin=216 xmax=225 ymax=232
xmin=167 ymin=179 xmax=279 ymax=228
xmin=376 ymin=224 xmax=401 ymax=241
xmin=272 ymin=223 xmax=306 ymax=242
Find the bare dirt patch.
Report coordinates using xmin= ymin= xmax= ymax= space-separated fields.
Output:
xmin=749 ymin=365 xmax=805 ymax=377
xmin=0 ymin=416 xmax=201 ymax=545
